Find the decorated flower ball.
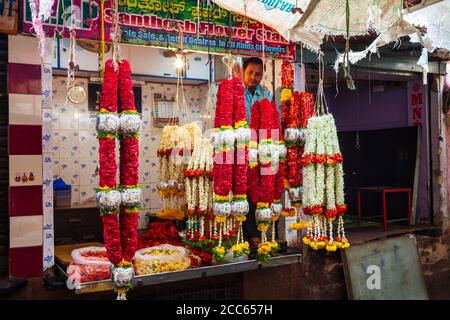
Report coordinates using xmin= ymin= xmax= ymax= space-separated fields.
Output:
xmin=121 ymin=187 xmax=141 ymax=207
xmin=248 ymin=148 xmax=258 ymax=164
xmin=270 ymin=202 xmax=283 ymax=216
xmin=157 ymin=181 xmax=169 ymax=190
xmin=119 ymin=113 xmax=141 ymax=134
xmin=167 ymin=179 xmax=178 ymax=189
xmin=258 ymin=143 xmax=272 ymax=160
xmin=298 ymin=128 xmax=308 ymax=142
xmin=111 ymin=266 xmax=135 ymax=288
xmin=255 ymin=208 xmax=272 ymax=222
xmin=96 ymin=189 xmax=121 ymax=210
xmin=210 ymin=131 xmax=223 ymax=148
xmin=278 ymin=143 xmax=287 ymax=159
xmin=234 ymin=127 xmax=251 ymax=143
xmin=213 ymin=202 xmax=231 ymax=216
xmin=97 ymin=113 xmax=120 ymax=133
xmin=222 ymin=129 xmax=236 ymax=147
xmin=232 ymin=200 xmax=249 ymax=215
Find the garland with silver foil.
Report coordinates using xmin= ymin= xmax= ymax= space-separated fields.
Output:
xmin=97 ymin=59 xmax=141 ymax=299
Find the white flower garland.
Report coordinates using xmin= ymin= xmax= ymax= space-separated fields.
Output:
xmin=324 ymin=115 xmax=336 ymax=212
xmin=315 ymin=117 xmax=326 ymax=207
xmin=328 ymin=115 xmax=345 ymax=207
xmin=302 ymin=117 xmax=317 ymax=210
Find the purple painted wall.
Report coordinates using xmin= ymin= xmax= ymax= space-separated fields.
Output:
xmin=324 ymin=80 xmax=409 ymax=132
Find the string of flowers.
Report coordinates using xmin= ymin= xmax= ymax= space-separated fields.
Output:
xmin=248 ymin=98 xmax=280 ymax=261
xmin=118 ymin=59 xmax=141 ymax=287
xmin=284 ymin=92 xmax=315 ymax=231
xmin=96 ymin=59 xmax=141 ymax=299
xmin=271 ymin=107 xmax=286 ymax=246
xmin=211 ymin=79 xmax=234 ymax=262
xmin=301 ymin=111 xmax=349 ymax=250
xmin=156 ymin=124 xmax=199 ymax=220
xmin=231 ymin=77 xmax=250 ymax=259
xmin=184 ymin=136 xmax=213 ymax=248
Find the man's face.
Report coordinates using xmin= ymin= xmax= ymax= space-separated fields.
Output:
xmin=243 ymin=62 xmax=263 ymax=90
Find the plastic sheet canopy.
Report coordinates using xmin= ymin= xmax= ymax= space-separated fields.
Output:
xmin=210 ymin=0 xmax=403 ymax=51
xmin=404 ymin=0 xmax=450 ymax=51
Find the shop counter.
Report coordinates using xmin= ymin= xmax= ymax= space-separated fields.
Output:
xmin=55 ymin=250 xmax=302 ymax=294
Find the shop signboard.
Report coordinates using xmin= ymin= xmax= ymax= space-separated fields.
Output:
xmin=0 ymin=0 xmax=18 ymax=34
xmin=22 ymin=0 xmax=295 ymax=60
xmin=407 ymin=80 xmax=425 ymax=127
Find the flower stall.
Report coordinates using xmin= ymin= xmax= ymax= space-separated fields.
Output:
xmin=4 ymin=0 xmax=448 ymax=300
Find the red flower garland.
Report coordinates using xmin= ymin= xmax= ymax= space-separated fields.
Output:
xmin=120 ymin=138 xmax=139 ymax=186
xmin=257 ymin=99 xmax=276 ymax=204
xmin=248 ymin=99 xmax=278 ymax=205
xmin=100 ymin=60 xmax=118 ymax=113
xmin=118 ymin=59 xmax=139 ymax=264
xmin=281 ymin=60 xmax=294 ymax=88
xmin=102 ymin=214 xmax=122 ymax=266
xmin=299 ymin=92 xmax=315 ymax=128
xmin=98 ymin=59 xmax=140 ymax=274
xmin=273 ymin=104 xmax=285 ymax=202
xmin=98 ymin=59 xmax=121 ymax=266
xmin=232 ymin=77 xmax=248 ymax=197
xmin=118 ymin=60 xmax=135 ymax=111
xmin=99 ymin=138 xmax=117 ymax=188
xmin=248 ymin=100 xmax=261 ymax=205
xmin=213 ymin=79 xmax=233 ymax=197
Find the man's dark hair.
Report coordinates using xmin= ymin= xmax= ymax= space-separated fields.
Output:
xmin=243 ymin=57 xmax=263 ymax=71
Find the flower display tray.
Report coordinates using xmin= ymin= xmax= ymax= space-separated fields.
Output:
xmin=57 ymin=253 xmax=301 ymax=294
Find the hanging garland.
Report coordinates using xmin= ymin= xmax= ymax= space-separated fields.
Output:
xmin=156 ymin=124 xmax=199 ymax=220
xmin=184 ymin=137 xmax=213 ymax=248
xmin=118 ymin=59 xmax=141 ymax=265
xmin=271 ymin=104 xmax=286 ymax=247
xmin=211 ymin=76 xmax=250 ymax=262
xmin=301 ymin=53 xmax=350 ymax=252
xmin=97 ymin=59 xmax=141 ymax=299
xmin=280 ymin=61 xmax=314 ymax=231
xmin=211 ymin=78 xmax=234 ymax=261
xmin=231 ymin=77 xmax=250 ymax=259
xmin=248 ymin=98 xmax=283 ymax=261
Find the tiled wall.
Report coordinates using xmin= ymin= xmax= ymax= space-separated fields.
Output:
xmin=51 ymin=77 xmax=204 ymax=229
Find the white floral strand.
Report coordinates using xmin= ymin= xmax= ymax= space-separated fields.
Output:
xmin=315 ymin=116 xmax=326 ymax=207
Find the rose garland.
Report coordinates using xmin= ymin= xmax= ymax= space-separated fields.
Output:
xmin=211 ymin=77 xmax=249 ymax=261
xmin=97 ymin=59 xmax=141 ymax=299
xmin=118 ymin=59 xmax=141 ymax=266
xmin=248 ymin=98 xmax=281 ymax=261
xmin=283 ymin=92 xmax=315 ymax=231
xmin=270 ymin=104 xmax=286 ymax=245
xmin=231 ymin=77 xmax=250 ymax=259
xmin=211 ymin=79 xmax=234 ymax=262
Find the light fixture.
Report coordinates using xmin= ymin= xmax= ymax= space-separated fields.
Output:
xmin=175 ymin=53 xmax=184 ymax=70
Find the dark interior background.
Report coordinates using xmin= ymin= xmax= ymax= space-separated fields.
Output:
xmin=338 ymin=126 xmax=418 ymax=220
